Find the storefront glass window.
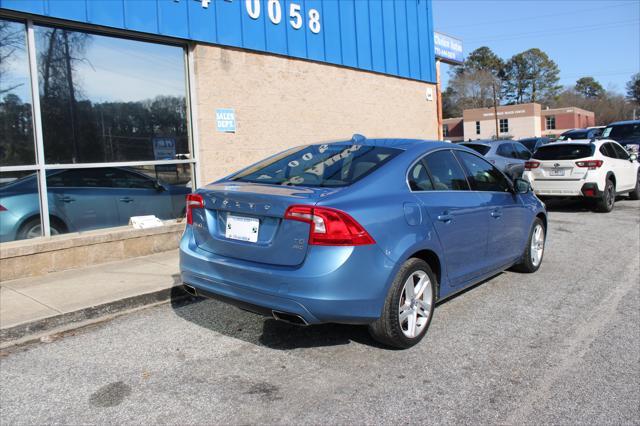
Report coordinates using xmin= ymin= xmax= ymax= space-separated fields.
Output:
xmin=45 ymin=165 xmax=191 ymax=236
xmin=0 ymin=171 xmax=42 ymax=241
xmin=34 ymin=26 xmax=189 ymax=164
xmin=0 ymin=20 xmax=35 ymax=166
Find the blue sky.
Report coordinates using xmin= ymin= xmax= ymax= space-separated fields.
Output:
xmin=432 ymin=0 xmax=640 ymax=94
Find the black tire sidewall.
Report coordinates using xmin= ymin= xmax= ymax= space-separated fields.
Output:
xmin=373 ymin=258 xmax=437 ymax=349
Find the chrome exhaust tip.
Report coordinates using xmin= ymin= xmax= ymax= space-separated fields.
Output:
xmin=183 ymin=284 xmax=198 ymax=297
xmin=272 ymin=310 xmax=309 ymax=326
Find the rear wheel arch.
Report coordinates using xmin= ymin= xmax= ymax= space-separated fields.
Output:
xmin=606 ymin=171 xmax=616 ymax=186
xmin=408 ymin=249 xmax=442 ymax=298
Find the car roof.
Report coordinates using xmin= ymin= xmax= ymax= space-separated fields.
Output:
xmin=607 ymin=120 xmax=640 ymax=126
xmin=328 ymin=136 xmax=448 ymax=150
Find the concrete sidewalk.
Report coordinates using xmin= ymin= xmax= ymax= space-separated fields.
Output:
xmin=0 ymin=251 xmax=183 ymax=347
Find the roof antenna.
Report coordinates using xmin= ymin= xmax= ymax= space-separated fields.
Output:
xmin=351 ymin=134 xmax=366 ymax=143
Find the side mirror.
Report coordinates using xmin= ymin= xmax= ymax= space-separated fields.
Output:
xmin=514 ymin=178 xmax=531 ymax=194
xmin=630 ymin=154 xmax=638 ymax=162
xmin=154 ymin=182 xmax=167 ymax=192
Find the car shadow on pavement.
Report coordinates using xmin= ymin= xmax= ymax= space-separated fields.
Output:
xmin=169 ymin=283 xmax=389 ymax=350
xmin=543 ymin=196 xmax=633 ymax=213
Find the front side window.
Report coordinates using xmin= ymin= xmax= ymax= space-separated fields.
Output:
xmin=455 ymin=151 xmax=511 ymax=192
xmin=546 ymin=115 xmax=556 ymax=130
xmin=499 ymin=119 xmax=509 ymax=134
xmin=0 ymin=20 xmax=35 ymax=166
xmin=232 ymin=144 xmax=400 ymax=187
xmin=462 ymin=144 xmax=490 ymax=156
xmin=422 ymin=150 xmax=469 ymax=191
xmin=35 ymin=26 xmax=189 ymax=164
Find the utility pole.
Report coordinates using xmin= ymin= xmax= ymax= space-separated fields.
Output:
xmin=492 ymin=80 xmax=499 ymax=139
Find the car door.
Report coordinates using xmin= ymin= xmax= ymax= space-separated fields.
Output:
xmin=410 ymin=149 xmax=491 ymax=289
xmin=454 ymin=150 xmax=529 ymax=270
xmin=46 ymin=169 xmax=120 ymax=232
xmin=109 ymin=168 xmax=174 ymax=222
xmin=610 ymin=142 xmax=637 ymax=191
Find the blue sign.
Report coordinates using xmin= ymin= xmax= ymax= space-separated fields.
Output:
xmin=0 ymin=0 xmax=437 ymax=83
xmin=216 ymin=109 xmax=236 ymax=133
xmin=434 ymin=32 xmax=464 ymax=64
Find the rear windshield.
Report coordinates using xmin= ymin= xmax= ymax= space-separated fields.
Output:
xmin=602 ymin=123 xmax=640 ymax=140
xmin=533 ymin=144 xmax=594 ymax=160
xmin=231 ymin=144 xmax=401 ymax=187
xmin=557 ymin=131 xmax=588 ymax=141
xmin=461 ymin=144 xmax=490 ymax=156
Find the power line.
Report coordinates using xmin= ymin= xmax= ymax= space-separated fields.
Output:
xmin=434 ymin=1 xmax=634 ymax=31
xmin=465 ymin=19 xmax=639 ymax=43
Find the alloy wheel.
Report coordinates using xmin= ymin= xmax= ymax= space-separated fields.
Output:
xmin=398 ymin=270 xmax=433 ymax=338
xmin=530 ymin=224 xmax=545 ymax=267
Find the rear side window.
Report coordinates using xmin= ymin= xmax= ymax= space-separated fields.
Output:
xmin=455 ymin=151 xmax=511 ymax=193
xmin=408 ymin=161 xmax=434 ymax=191
xmin=496 ymin=143 xmax=516 ymax=158
xmin=423 ymin=150 xmax=469 ymax=191
xmin=231 ymin=144 xmax=401 ymax=187
xmin=611 ymin=143 xmax=630 ymax=159
xmin=513 ymin=143 xmax=532 ymax=160
xmin=533 ymin=144 xmax=594 ymax=160
xmin=599 ymin=143 xmax=616 ymax=158
xmin=462 ymin=144 xmax=490 ymax=156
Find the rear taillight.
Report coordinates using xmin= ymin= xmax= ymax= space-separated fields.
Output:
xmin=525 ymin=161 xmax=540 ymax=170
xmin=575 ymin=160 xmax=603 ymax=170
xmin=186 ymin=194 xmax=204 ymax=225
xmin=284 ymin=205 xmax=375 ymax=246
xmin=0 ymin=204 xmax=6 ymax=212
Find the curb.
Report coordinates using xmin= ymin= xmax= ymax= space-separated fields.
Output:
xmin=0 ymin=285 xmax=192 ymax=348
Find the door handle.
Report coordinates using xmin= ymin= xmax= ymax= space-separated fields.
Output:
xmin=490 ymin=209 xmax=502 ymax=218
xmin=119 ymin=197 xmax=134 ymax=203
xmin=437 ymin=213 xmax=453 ymax=223
xmin=59 ymin=196 xmax=75 ymax=203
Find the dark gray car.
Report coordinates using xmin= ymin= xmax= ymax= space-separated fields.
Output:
xmin=460 ymin=140 xmax=532 ymax=179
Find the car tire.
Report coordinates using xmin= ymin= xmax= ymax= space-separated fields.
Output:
xmin=595 ymin=179 xmax=615 ymax=213
xmin=511 ymin=217 xmax=546 ymax=273
xmin=629 ymin=171 xmax=640 ymax=200
xmin=368 ymin=258 xmax=436 ymax=349
xmin=16 ymin=217 xmax=63 ymax=240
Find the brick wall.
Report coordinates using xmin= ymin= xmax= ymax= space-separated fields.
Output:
xmin=193 ymin=45 xmax=438 ymax=184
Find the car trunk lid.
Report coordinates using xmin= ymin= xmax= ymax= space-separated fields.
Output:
xmin=190 ymin=182 xmax=342 ymax=266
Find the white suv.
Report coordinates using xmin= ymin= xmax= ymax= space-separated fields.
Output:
xmin=523 ymin=139 xmax=640 ymax=212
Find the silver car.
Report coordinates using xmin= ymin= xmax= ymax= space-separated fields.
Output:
xmin=460 ymin=140 xmax=532 ymax=180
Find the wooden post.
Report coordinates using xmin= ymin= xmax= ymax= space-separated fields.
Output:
xmin=436 ymin=59 xmax=443 ymax=140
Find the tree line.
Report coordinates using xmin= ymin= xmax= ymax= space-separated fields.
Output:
xmin=442 ymin=46 xmax=640 ymax=125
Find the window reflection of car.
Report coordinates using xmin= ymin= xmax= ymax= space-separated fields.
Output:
xmin=460 ymin=140 xmax=532 ymax=180
xmin=0 ymin=167 xmax=191 ymax=242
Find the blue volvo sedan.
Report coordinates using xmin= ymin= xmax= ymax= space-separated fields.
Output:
xmin=180 ymin=136 xmax=547 ymax=348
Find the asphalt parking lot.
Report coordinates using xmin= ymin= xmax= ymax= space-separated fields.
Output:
xmin=1 ymin=199 xmax=639 ymax=425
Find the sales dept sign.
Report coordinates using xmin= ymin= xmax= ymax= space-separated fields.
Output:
xmin=216 ymin=109 xmax=236 ymax=133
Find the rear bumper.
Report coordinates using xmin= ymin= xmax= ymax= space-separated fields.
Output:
xmin=524 ymin=173 xmax=603 ymax=197
xmin=179 ymin=227 xmax=397 ymax=325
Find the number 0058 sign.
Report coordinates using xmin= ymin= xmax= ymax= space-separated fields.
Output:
xmin=244 ymin=0 xmax=321 ymax=34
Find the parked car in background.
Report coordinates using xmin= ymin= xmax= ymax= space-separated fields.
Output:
xmin=0 ymin=167 xmax=191 ymax=242
xmin=523 ymin=139 xmax=640 ymax=212
xmin=180 ymin=136 xmax=547 ymax=348
xmin=556 ymin=128 xmax=601 ymax=141
xmin=460 ymin=140 xmax=532 ymax=179
xmin=602 ymin=120 xmax=640 ymax=154
xmin=518 ymin=137 xmax=552 ymax=153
